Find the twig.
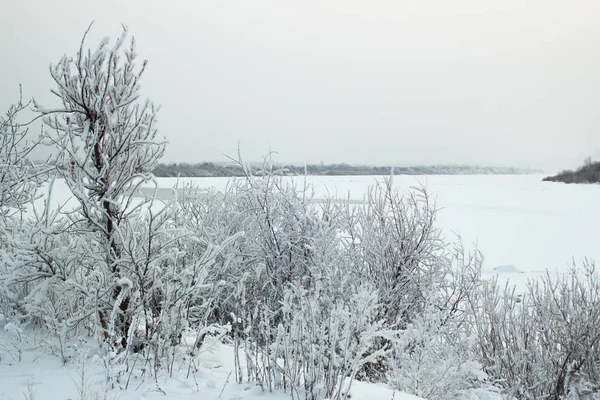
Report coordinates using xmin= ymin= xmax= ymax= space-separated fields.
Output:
xmin=218 ymin=371 xmax=233 ymax=399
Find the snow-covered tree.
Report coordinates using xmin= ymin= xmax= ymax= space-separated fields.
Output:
xmin=36 ymin=24 xmax=165 ymax=348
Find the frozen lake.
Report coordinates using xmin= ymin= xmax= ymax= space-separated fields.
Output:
xmin=44 ymin=174 xmax=600 ymax=287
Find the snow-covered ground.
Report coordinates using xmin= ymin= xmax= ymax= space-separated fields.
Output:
xmin=0 ymin=326 xmax=422 ymax=400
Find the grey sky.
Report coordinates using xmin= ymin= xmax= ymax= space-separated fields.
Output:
xmin=2 ymin=1 xmax=599 ymax=171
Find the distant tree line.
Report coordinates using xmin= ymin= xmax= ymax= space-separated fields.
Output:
xmin=543 ymin=157 xmax=600 ymax=184
xmin=153 ymin=161 xmax=540 ymax=177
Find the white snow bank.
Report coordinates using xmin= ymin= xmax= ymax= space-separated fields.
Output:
xmin=0 ymin=329 xmax=425 ymax=400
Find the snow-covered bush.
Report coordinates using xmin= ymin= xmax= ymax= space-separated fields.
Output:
xmin=389 ymin=309 xmax=485 ymax=399
xmin=0 ymin=90 xmax=49 ymax=320
xmin=2 ymin=322 xmax=25 ymax=362
xmin=470 ymin=261 xmax=600 ymax=399
xmin=173 ymin=163 xmax=495 ymax=398
xmin=339 ymin=177 xmax=457 ymax=381
xmin=388 ymin=244 xmax=488 ymax=399
xmin=273 ymin=280 xmax=394 ymax=400
xmin=174 ymin=158 xmax=336 ymax=330
xmin=0 ymin=90 xmax=47 ymax=221
xmin=343 ymin=178 xmax=444 ymax=323
xmin=173 ymin=161 xmax=400 ymax=397
xmin=0 ymin=191 xmax=87 ymax=363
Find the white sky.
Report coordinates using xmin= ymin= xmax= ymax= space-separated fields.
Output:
xmin=2 ymin=0 xmax=599 ymax=170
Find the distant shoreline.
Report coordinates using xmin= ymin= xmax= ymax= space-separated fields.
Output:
xmin=542 ymin=160 xmax=600 ymax=184
xmin=153 ymin=162 xmax=542 ymax=178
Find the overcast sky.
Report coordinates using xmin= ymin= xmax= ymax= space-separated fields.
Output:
xmin=2 ymin=1 xmax=599 ymax=170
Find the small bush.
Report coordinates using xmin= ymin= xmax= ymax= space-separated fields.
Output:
xmin=470 ymin=261 xmax=600 ymax=399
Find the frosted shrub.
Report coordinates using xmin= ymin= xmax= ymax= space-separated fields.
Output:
xmin=175 ymin=165 xmax=490 ymax=396
xmin=175 ymin=158 xmax=342 ymax=334
xmin=0 ymin=91 xmax=49 ymax=325
xmin=174 ymin=159 xmax=404 ymax=398
xmin=0 ymin=180 xmax=95 ymax=364
xmin=340 ymin=177 xmax=457 ymax=381
xmin=0 ymin=90 xmax=47 ymax=221
xmin=2 ymin=321 xmax=25 ymax=362
xmin=388 ymin=244 xmax=488 ymax=399
xmin=470 ymin=261 xmax=600 ymax=399
xmin=343 ymin=178 xmax=445 ymax=328
xmin=174 ymin=183 xmax=255 ymax=328
xmin=274 ymin=281 xmax=393 ymax=400
xmin=389 ymin=309 xmax=485 ymax=399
